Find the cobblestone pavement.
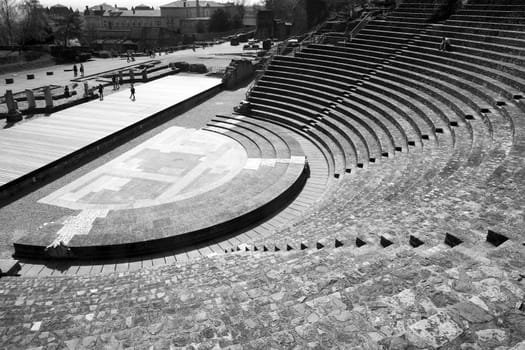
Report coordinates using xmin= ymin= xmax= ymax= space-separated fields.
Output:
xmin=0 ymin=242 xmax=524 ymax=349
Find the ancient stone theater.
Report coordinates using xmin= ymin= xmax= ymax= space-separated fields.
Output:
xmin=0 ymin=0 xmax=524 ymax=349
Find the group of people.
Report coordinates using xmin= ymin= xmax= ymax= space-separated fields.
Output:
xmin=73 ymin=64 xmax=85 ymax=77
xmin=111 ymin=73 xmax=123 ymax=90
xmin=97 ymin=82 xmax=135 ymax=101
xmin=126 ymin=53 xmax=136 ymax=63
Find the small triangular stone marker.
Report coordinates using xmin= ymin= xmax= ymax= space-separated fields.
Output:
xmin=444 ymin=233 xmax=463 ymax=247
xmin=254 ymin=246 xmax=259 ymax=251
xmin=263 ymin=246 xmax=268 ymax=252
xmin=356 ymin=238 xmax=366 ymax=247
xmin=335 ymin=239 xmax=344 ymax=248
xmin=286 ymin=244 xmax=293 ymax=251
xmin=409 ymin=235 xmax=424 ymax=248
xmin=274 ymin=246 xmax=280 ymax=252
xmin=300 ymin=243 xmax=308 ymax=250
xmin=486 ymin=230 xmax=508 ymax=247
xmin=316 ymin=242 xmax=324 ymax=249
xmin=380 ymin=236 xmax=393 ymax=248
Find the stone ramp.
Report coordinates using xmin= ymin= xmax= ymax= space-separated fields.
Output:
xmin=0 ymin=75 xmax=222 ymax=202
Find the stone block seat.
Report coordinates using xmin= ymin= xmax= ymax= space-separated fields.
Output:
xmin=2 ymin=1 xmax=525 ymax=348
xmin=1 ymin=239 xmax=524 ymax=349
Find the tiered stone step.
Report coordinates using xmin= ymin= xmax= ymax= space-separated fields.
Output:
xmin=1 ymin=240 xmax=523 ymax=349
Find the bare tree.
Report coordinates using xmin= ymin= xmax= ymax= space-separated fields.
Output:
xmin=0 ymin=0 xmax=19 ymax=45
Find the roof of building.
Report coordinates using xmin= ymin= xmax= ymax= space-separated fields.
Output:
xmin=103 ymin=9 xmax=161 ymax=17
xmin=183 ymin=16 xmax=211 ymax=21
xmin=160 ymin=0 xmax=227 ymax=8
xmin=89 ymin=3 xmax=114 ymax=11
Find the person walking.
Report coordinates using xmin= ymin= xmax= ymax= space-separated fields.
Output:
xmin=111 ymin=74 xmax=117 ymax=90
xmin=129 ymin=83 xmax=135 ymax=101
xmin=439 ymin=36 xmax=452 ymax=52
xmin=79 ymin=64 xmax=84 ymax=77
xmin=73 ymin=64 xmax=78 ymax=77
xmin=98 ymin=84 xmax=104 ymax=101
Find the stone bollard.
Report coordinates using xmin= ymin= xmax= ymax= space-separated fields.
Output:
xmin=25 ymin=89 xmax=36 ymax=110
xmin=142 ymin=69 xmax=148 ymax=82
xmin=129 ymin=69 xmax=134 ymax=83
xmin=5 ymin=90 xmax=22 ymax=122
xmin=44 ymin=86 xmax=53 ymax=110
xmin=83 ymin=82 xmax=89 ymax=97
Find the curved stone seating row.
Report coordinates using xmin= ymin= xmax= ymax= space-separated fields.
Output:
xmin=247 ymin=98 xmax=348 ymax=177
xmin=257 ymin=76 xmax=406 ymax=155
xmin=14 ymin=124 xmax=308 ymax=260
xmin=304 ymin=13 xmax=516 ymax=242
xmin=246 ymin=47 xmax=512 ymax=249
xmin=298 ymin=42 xmax=512 ymax=228
xmin=209 ymin=114 xmax=337 ymax=222
xmin=359 ymin=27 xmax=525 ymax=94
xmin=297 ymin=46 xmax=460 ymax=133
xmin=251 ymin=84 xmax=386 ymax=161
xmin=265 ymin=59 xmax=427 ymax=147
xmin=346 ymin=24 xmax=520 ymax=134
xmin=248 ymin=94 xmax=360 ymax=169
xmin=209 ymin=114 xmax=335 ymax=215
xmin=270 ymin=54 xmax=432 ymax=144
xmin=1 ymin=238 xmax=523 ymax=349
xmin=260 ymin=52 xmax=472 ymax=219
xmin=249 ymin=90 xmax=371 ymax=166
xmin=288 ymin=49 xmax=461 ymax=145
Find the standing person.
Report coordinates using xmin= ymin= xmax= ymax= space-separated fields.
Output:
xmin=73 ymin=64 xmax=78 ymax=77
xmin=80 ymin=63 xmax=84 ymax=77
xmin=129 ymin=83 xmax=135 ymax=101
xmin=118 ymin=73 xmax=123 ymax=89
xmin=439 ymin=36 xmax=452 ymax=52
xmin=111 ymin=74 xmax=117 ymax=90
xmin=98 ymin=84 xmax=104 ymax=101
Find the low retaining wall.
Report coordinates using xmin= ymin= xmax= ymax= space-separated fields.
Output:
xmin=13 ymin=161 xmax=308 ymax=261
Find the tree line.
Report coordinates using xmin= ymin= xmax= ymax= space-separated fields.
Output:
xmin=0 ymin=0 xmax=83 ymax=47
